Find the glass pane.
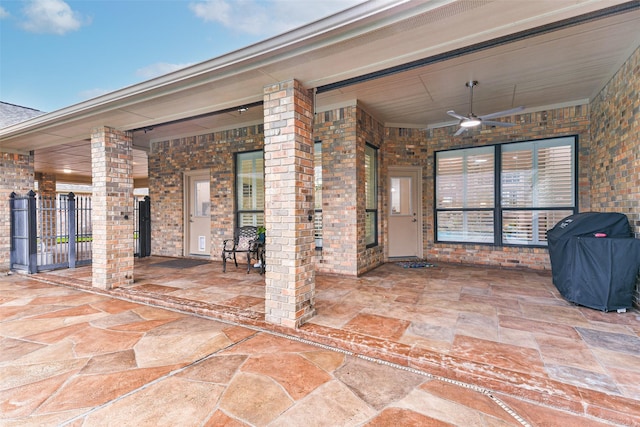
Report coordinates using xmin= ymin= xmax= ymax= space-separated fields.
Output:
xmin=502 ymin=139 xmax=574 ymax=208
xmin=437 ymin=211 xmax=493 ymax=243
xmin=501 ymin=149 xmax=533 ymax=207
xmin=314 ymin=142 xmax=323 ymax=248
xmin=502 ymin=210 xmax=533 ymax=244
xmin=502 ymin=209 xmax=573 ymax=245
xmin=538 ymin=210 xmax=573 ymax=243
xmin=314 ymin=142 xmax=322 ymax=210
xmin=391 ymin=177 xmax=411 ymax=215
xmin=194 ymin=180 xmax=210 ymax=217
xmin=436 ymin=156 xmax=463 ymax=208
xmin=365 ymin=145 xmax=378 ymax=246
xmin=436 ymin=147 xmax=493 ymax=209
xmin=237 ymin=151 xmax=264 ymax=211
xmin=365 ymin=145 xmax=377 ymax=210
xmin=238 ymin=212 xmax=264 ymax=227
xmin=537 ymin=145 xmax=573 ymax=206
xmin=314 ymin=210 xmax=323 ymax=248
xmin=365 ymin=211 xmax=376 ymax=246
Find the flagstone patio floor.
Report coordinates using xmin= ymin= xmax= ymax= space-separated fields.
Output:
xmin=2 ymin=257 xmax=639 ymax=425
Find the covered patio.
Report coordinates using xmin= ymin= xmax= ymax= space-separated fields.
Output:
xmin=35 ymin=258 xmax=640 ymax=424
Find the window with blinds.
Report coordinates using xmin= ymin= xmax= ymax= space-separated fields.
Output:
xmin=435 ymin=136 xmax=576 ymax=246
xmin=236 ymin=150 xmax=264 ymax=227
xmin=501 ymin=137 xmax=575 ymax=245
xmin=436 ymin=146 xmax=494 ymax=243
xmin=314 ymin=141 xmax=323 ymax=248
xmin=365 ymin=144 xmax=378 ymax=247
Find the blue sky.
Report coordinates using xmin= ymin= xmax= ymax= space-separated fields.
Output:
xmin=0 ymin=0 xmax=362 ymax=113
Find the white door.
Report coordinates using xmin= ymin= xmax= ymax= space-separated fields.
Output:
xmin=388 ymin=167 xmax=422 ymax=258
xmin=185 ymin=171 xmax=211 ymax=256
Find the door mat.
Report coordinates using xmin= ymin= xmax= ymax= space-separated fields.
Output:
xmin=396 ymin=261 xmax=435 ymax=268
xmin=152 ymin=258 xmax=210 ymax=269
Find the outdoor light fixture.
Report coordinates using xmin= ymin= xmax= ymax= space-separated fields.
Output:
xmin=459 ymin=115 xmax=481 ymax=128
xmin=238 ymin=106 xmax=249 ymax=114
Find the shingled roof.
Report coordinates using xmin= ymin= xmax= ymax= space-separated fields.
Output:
xmin=0 ymin=102 xmax=45 ymax=128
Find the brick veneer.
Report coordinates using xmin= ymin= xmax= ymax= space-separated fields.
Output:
xmin=148 ymin=127 xmax=263 ymax=258
xmin=313 ymin=106 xmax=359 ymax=275
xmin=313 ymin=104 xmax=385 ymax=275
xmin=36 ymin=172 xmax=56 ymax=196
xmin=91 ymin=127 xmax=134 ymax=290
xmin=0 ymin=152 xmax=34 ymax=269
xmin=263 ymin=79 xmax=316 ymax=327
xmin=589 ymin=46 xmax=640 ymax=305
xmin=356 ymin=106 xmax=385 ymax=273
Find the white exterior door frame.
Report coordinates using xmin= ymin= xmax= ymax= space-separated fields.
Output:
xmin=387 ymin=166 xmax=423 ymax=259
xmin=183 ymin=169 xmax=211 ymax=257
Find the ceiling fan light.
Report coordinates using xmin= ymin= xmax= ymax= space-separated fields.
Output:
xmin=460 ymin=118 xmax=481 ymax=128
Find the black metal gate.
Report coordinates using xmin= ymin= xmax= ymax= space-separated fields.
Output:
xmin=10 ymin=191 xmax=93 ymax=272
xmin=9 ymin=191 xmax=150 ymax=272
xmin=9 ymin=191 xmax=38 ymax=273
xmin=135 ymin=196 xmax=151 ymax=258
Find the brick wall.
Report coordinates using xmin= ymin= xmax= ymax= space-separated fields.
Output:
xmin=91 ymin=127 xmax=134 ymax=289
xmin=149 ymin=126 xmax=263 ymax=258
xmin=312 ymin=104 xmax=386 ymax=275
xmin=0 ymin=152 xmax=34 ymax=269
xmin=313 ymin=106 xmax=359 ymax=275
xmin=384 ymin=104 xmax=591 ymax=271
xmin=589 ymin=46 xmax=640 ymax=305
xmin=356 ymin=105 xmax=385 ymax=274
xmin=36 ymin=172 xmax=56 ymax=196
xmin=263 ymin=79 xmax=316 ymax=327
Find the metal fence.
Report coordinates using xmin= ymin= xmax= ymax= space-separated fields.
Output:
xmin=10 ymin=191 xmax=150 ymax=273
xmin=134 ymin=196 xmax=151 ymax=258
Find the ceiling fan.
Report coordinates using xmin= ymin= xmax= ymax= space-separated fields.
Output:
xmin=447 ymin=80 xmax=524 ymax=136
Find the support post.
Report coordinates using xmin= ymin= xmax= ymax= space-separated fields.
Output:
xmin=91 ymin=126 xmax=134 ymax=289
xmin=263 ymin=79 xmax=316 ymax=328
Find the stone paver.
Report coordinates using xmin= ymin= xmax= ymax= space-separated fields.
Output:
xmin=2 ymin=266 xmax=635 ymax=426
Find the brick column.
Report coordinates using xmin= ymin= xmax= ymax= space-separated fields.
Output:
xmin=36 ymin=172 xmax=56 ymax=196
xmin=36 ymin=172 xmax=57 ymax=245
xmin=263 ymin=79 xmax=316 ymax=328
xmin=0 ymin=152 xmax=34 ymax=269
xmin=91 ymin=126 xmax=134 ymax=289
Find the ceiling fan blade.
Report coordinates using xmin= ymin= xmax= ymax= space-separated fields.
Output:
xmin=454 ymin=127 xmax=467 ymax=136
xmin=478 ymin=106 xmax=524 ymax=120
xmin=447 ymin=110 xmax=467 ymax=120
xmin=482 ymin=120 xmax=515 ymax=127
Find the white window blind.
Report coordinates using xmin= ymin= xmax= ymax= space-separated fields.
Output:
xmin=236 ymin=151 xmax=264 ymax=227
xmin=501 ymin=137 xmax=575 ymax=245
xmin=365 ymin=144 xmax=378 ymax=246
xmin=436 ymin=137 xmax=576 ymax=246
xmin=436 ymin=147 xmax=494 ymax=243
xmin=437 ymin=147 xmax=493 ymax=209
xmin=314 ymin=142 xmax=323 ymax=247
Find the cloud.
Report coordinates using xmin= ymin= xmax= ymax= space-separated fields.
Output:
xmin=0 ymin=6 xmax=9 ymax=19
xmin=21 ymin=0 xmax=88 ymax=35
xmin=189 ymin=0 xmax=363 ymax=36
xmin=135 ymin=62 xmax=195 ymax=79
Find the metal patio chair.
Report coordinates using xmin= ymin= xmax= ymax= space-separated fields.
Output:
xmin=222 ymin=226 xmax=260 ymax=273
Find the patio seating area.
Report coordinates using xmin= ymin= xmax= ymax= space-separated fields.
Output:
xmin=32 ymin=257 xmax=640 ymax=424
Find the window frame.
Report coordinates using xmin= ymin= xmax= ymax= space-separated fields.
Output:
xmin=434 ymin=135 xmax=578 ymax=248
xmin=314 ymin=140 xmax=323 ymax=249
xmin=365 ymin=143 xmax=379 ymax=248
xmin=235 ymin=150 xmax=265 ymax=228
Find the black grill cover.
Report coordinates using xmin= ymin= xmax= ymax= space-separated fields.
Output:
xmin=547 ymin=212 xmax=640 ymax=311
